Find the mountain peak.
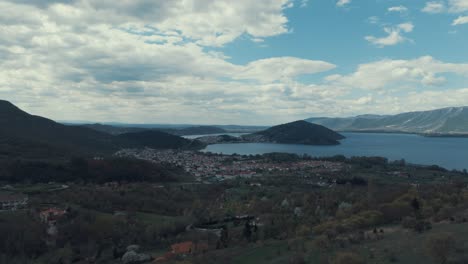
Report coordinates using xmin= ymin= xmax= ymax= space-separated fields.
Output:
xmin=243 ymin=120 xmax=345 ymax=145
xmin=0 ymin=100 xmax=29 ymax=117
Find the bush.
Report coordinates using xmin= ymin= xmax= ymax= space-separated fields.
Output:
xmin=425 ymin=232 xmax=456 ymax=264
xmin=401 ymin=216 xmax=417 ymax=229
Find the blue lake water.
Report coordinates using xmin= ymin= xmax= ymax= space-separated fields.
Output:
xmin=184 ymin=133 xmax=247 ymax=139
xmin=202 ymin=132 xmax=468 ymax=170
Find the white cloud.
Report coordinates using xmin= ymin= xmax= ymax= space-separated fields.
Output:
xmin=0 ymin=0 xmax=348 ymax=125
xmin=423 ymin=0 xmax=468 ymax=14
xmin=365 ymin=23 xmax=414 ymax=47
xmin=1 ymin=0 xmax=296 ymax=47
xmin=422 ymin=1 xmax=468 ymax=26
xmin=452 ymin=15 xmax=468 ymax=25
xmin=398 ymin=23 xmax=415 ymax=32
xmin=337 ymin=0 xmax=351 ymax=7
xmin=1 ymin=0 xmax=468 ymax=124
xmin=388 ymin=5 xmax=408 ymax=13
xmin=422 ymin=1 xmax=446 ymax=13
xmin=448 ymin=0 xmax=468 ymax=13
xmin=325 ymin=56 xmax=468 ymax=90
xmin=367 ymin=16 xmax=380 ymax=24
xmin=236 ymin=57 xmax=336 ymax=83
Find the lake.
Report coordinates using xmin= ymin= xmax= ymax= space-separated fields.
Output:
xmin=202 ymin=132 xmax=468 ymax=170
xmin=184 ymin=133 xmax=247 ymax=139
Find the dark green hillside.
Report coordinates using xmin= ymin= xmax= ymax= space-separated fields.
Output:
xmin=82 ymin=123 xmax=146 ymax=135
xmin=243 ymin=120 xmax=345 ymax=145
xmin=168 ymin=126 xmax=226 ymax=136
xmin=0 ymin=100 xmax=118 ymax=157
xmin=0 ymin=100 xmax=205 ymax=159
xmin=117 ymin=130 xmax=205 ymax=149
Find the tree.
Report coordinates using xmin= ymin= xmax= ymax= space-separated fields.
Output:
xmin=411 ymin=198 xmax=420 ymax=212
xmin=243 ymin=222 xmax=252 ymax=242
xmin=425 ymin=232 xmax=455 ymax=264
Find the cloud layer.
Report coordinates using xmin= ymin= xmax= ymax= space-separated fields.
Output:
xmin=0 ymin=0 xmax=467 ymax=124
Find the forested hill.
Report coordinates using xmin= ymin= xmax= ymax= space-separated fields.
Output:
xmin=0 ymin=100 xmax=204 ymax=160
xmin=0 ymin=100 xmax=117 ymax=157
xmin=83 ymin=123 xmax=226 ymax=136
xmin=242 ymin=120 xmax=345 ymax=145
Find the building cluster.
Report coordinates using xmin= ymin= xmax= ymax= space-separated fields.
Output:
xmin=0 ymin=192 xmax=28 ymax=211
xmin=115 ymin=148 xmax=345 ymax=182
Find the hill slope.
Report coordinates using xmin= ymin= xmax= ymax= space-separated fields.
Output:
xmin=0 ymin=100 xmax=203 ymax=159
xmin=117 ymin=130 xmax=205 ymax=149
xmin=242 ymin=120 xmax=345 ymax=145
xmin=166 ymin=126 xmax=226 ymax=136
xmin=0 ymin=100 xmax=118 ymax=157
xmin=82 ymin=123 xmax=146 ymax=135
xmin=307 ymin=107 xmax=468 ymax=134
xmin=83 ymin=124 xmax=226 ymax=136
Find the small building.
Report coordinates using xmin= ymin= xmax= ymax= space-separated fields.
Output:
xmin=171 ymin=241 xmax=194 ymax=256
xmin=40 ymin=208 xmax=67 ymax=224
xmin=154 ymin=241 xmax=210 ymax=263
xmin=0 ymin=192 xmax=28 ymax=211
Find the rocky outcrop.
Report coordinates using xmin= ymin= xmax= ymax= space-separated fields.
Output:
xmin=121 ymin=245 xmax=152 ymax=264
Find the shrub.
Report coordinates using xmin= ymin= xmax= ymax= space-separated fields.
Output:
xmin=425 ymin=232 xmax=456 ymax=264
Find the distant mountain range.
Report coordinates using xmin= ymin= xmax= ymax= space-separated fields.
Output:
xmin=0 ymin=100 xmax=203 ymax=160
xmin=307 ymin=107 xmax=468 ymax=135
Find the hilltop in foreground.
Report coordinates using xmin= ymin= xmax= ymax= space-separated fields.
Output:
xmin=0 ymin=100 xmax=203 ymax=160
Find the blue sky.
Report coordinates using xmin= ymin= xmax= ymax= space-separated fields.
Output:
xmin=223 ymin=1 xmax=467 ymax=76
xmin=0 ymin=0 xmax=468 ymax=125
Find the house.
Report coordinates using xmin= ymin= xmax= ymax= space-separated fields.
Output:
xmin=154 ymin=241 xmax=210 ymax=262
xmin=40 ymin=208 xmax=67 ymax=224
xmin=171 ymin=241 xmax=194 ymax=255
xmin=0 ymin=192 xmax=28 ymax=211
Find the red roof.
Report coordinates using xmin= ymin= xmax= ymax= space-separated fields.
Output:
xmin=40 ymin=208 xmax=66 ymax=216
xmin=171 ymin=241 xmax=194 ymax=255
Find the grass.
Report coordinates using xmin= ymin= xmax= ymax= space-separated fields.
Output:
xmin=135 ymin=212 xmax=190 ymax=225
xmin=347 ymin=222 xmax=468 ymax=264
xmin=4 ymin=183 xmax=68 ymax=194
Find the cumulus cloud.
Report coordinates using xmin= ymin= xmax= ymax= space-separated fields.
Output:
xmin=422 ymin=0 xmax=468 ymax=14
xmin=337 ymin=0 xmax=351 ymax=7
xmin=0 ymin=0 xmax=349 ymax=124
xmin=1 ymin=0 xmax=468 ymax=124
xmin=452 ymin=15 xmax=468 ymax=25
xmin=422 ymin=1 xmax=446 ymax=13
xmin=422 ymin=1 xmax=468 ymax=26
xmin=449 ymin=0 xmax=468 ymax=13
xmin=2 ymin=0 xmax=295 ymax=47
xmin=365 ymin=23 xmax=414 ymax=47
xmin=325 ymin=56 xmax=468 ymax=90
xmin=236 ymin=57 xmax=336 ymax=83
xmin=388 ymin=5 xmax=408 ymax=13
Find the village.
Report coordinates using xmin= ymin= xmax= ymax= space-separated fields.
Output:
xmin=114 ymin=148 xmax=346 ymax=182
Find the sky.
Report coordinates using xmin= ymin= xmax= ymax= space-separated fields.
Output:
xmin=1 ymin=0 xmax=468 ymax=125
